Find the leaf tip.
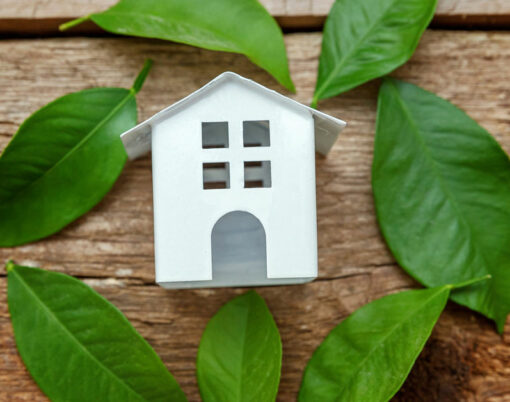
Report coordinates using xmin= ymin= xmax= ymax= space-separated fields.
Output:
xmin=381 ymin=76 xmax=398 ymax=89
xmin=243 ymin=289 xmax=259 ymax=298
xmin=238 ymin=289 xmax=265 ymax=305
xmin=5 ymin=260 xmax=15 ymax=273
xmin=496 ymin=318 xmax=506 ymax=334
xmin=286 ymin=80 xmax=296 ymax=94
xmin=131 ymin=59 xmax=154 ymax=94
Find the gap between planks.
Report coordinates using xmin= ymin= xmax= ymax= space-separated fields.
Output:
xmin=1 ymin=0 xmax=510 ymax=36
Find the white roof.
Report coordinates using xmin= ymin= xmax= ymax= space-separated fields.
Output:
xmin=121 ymin=72 xmax=346 ymax=159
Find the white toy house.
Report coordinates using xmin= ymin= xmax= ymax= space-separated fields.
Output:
xmin=121 ymin=72 xmax=345 ymax=288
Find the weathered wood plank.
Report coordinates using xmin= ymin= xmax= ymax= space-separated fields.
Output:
xmin=1 ymin=0 xmax=510 ymax=34
xmin=0 ymin=31 xmax=509 ymax=400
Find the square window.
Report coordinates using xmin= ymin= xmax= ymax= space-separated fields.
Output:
xmin=202 ymin=122 xmax=229 ymax=149
xmin=203 ymin=162 xmax=230 ymax=189
xmin=244 ymin=161 xmax=271 ymax=188
xmin=243 ymin=120 xmax=270 ymax=147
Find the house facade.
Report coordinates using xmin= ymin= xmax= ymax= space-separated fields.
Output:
xmin=121 ymin=73 xmax=345 ymax=288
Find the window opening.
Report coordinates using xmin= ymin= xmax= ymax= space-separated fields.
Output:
xmin=202 ymin=122 xmax=229 ymax=149
xmin=243 ymin=120 xmax=270 ymax=147
xmin=203 ymin=162 xmax=230 ymax=189
xmin=244 ymin=161 xmax=271 ymax=188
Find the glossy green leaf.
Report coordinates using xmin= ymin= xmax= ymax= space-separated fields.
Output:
xmin=312 ymin=0 xmax=436 ymax=107
xmin=373 ymin=78 xmax=510 ymax=333
xmin=60 ymin=0 xmax=294 ymax=92
xmin=197 ymin=291 xmax=281 ymax=402
xmin=299 ymin=277 xmax=489 ymax=402
xmin=6 ymin=261 xmax=187 ymax=402
xmin=0 ymin=60 xmax=152 ymax=247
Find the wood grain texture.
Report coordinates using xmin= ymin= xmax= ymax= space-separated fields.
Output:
xmin=0 ymin=31 xmax=509 ymax=400
xmin=1 ymin=0 xmax=510 ymax=34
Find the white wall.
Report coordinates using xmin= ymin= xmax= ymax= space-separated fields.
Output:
xmin=151 ymin=78 xmax=317 ymax=286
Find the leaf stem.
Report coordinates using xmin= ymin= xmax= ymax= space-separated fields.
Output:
xmin=131 ymin=59 xmax=154 ymax=95
xmin=449 ymin=274 xmax=492 ymax=290
xmin=59 ymin=15 xmax=92 ymax=31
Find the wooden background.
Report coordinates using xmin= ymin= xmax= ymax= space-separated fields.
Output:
xmin=1 ymin=1 xmax=510 ymax=401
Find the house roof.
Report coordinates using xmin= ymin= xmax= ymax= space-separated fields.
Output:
xmin=121 ymin=72 xmax=346 ymax=159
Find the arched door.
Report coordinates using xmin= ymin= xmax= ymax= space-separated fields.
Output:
xmin=211 ymin=211 xmax=267 ymax=286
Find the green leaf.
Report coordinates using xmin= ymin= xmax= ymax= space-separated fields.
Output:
xmin=299 ymin=277 xmax=489 ymax=402
xmin=60 ymin=0 xmax=294 ymax=92
xmin=6 ymin=261 xmax=187 ymax=402
xmin=197 ymin=291 xmax=282 ymax=402
xmin=373 ymin=78 xmax=510 ymax=333
xmin=0 ymin=60 xmax=152 ymax=247
xmin=312 ymin=0 xmax=436 ymax=107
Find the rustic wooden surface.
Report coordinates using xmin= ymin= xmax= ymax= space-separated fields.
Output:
xmin=1 ymin=0 xmax=510 ymax=34
xmin=0 ymin=30 xmax=509 ymax=401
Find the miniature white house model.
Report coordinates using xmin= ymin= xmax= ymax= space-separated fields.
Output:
xmin=121 ymin=72 xmax=345 ymax=288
